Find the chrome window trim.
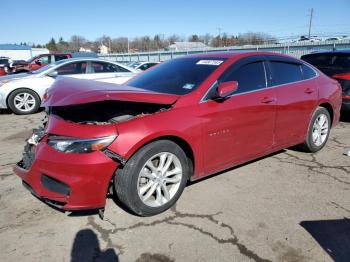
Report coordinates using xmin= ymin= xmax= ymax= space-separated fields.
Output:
xmin=200 ymin=62 xmax=319 ymax=104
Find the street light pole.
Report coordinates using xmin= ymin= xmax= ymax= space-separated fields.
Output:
xmin=308 ymin=8 xmax=314 ymax=39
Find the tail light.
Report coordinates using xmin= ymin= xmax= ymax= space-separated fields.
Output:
xmin=332 ymin=73 xmax=350 ymax=81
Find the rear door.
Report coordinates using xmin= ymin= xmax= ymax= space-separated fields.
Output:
xmin=199 ymin=57 xmax=277 ymax=175
xmin=267 ymin=57 xmax=318 ymax=147
xmin=55 ymin=61 xmax=89 ymax=79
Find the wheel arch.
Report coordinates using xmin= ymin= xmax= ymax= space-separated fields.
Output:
xmin=318 ymin=102 xmax=334 ymax=126
xmin=120 ymin=134 xmax=196 ymax=180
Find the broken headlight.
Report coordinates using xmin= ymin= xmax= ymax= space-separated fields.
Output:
xmin=47 ymin=135 xmax=116 ymax=153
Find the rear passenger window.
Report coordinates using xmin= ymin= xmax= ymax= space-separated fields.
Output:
xmin=270 ymin=62 xmax=302 ymax=85
xmin=302 ymin=64 xmax=317 ymax=80
xmin=220 ymin=62 xmax=267 ymax=94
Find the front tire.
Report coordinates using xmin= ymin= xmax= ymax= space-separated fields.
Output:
xmin=114 ymin=140 xmax=190 ymax=216
xmin=8 ymin=88 xmax=41 ymax=115
xmin=300 ymin=107 xmax=331 ymax=152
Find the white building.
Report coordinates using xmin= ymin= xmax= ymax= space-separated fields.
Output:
xmin=79 ymin=47 xmax=92 ymax=52
xmin=167 ymin=42 xmax=208 ymax=51
xmin=0 ymin=44 xmax=49 ymax=60
xmin=99 ymin=44 xmax=110 ymax=54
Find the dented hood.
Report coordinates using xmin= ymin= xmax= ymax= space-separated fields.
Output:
xmin=42 ymin=77 xmax=180 ymax=107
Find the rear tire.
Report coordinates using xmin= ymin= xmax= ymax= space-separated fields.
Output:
xmin=8 ymin=88 xmax=40 ymax=115
xmin=299 ymin=107 xmax=331 ymax=152
xmin=114 ymin=140 xmax=190 ymax=216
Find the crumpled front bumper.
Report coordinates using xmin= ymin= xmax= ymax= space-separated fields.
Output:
xmin=14 ymin=116 xmax=121 ymax=211
xmin=14 ymin=141 xmax=119 ymax=210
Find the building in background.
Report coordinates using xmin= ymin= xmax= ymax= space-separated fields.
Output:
xmin=0 ymin=44 xmax=49 ymax=60
xmin=166 ymin=41 xmax=208 ymax=51
xmin=99 ymin=44 xmax=110 ymax=54
xmin=79 ymin=47 xmax=92 ymax=52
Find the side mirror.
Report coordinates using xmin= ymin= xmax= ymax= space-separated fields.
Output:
xmin=216 ymin=81 xmax=238 ymax=99
xmin=47 ymin=70 xmax=58 ymax=78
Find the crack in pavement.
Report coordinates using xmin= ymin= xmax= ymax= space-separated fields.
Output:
xmin=86 ymin=217 xmax=125 ymax=255
xmin=87 ymin=205 xmax=271 ymax=262
xmin=0 ymin=162 xmax=17 ymax=167
xmin=330 ymin=201 xmax=350 ymax=214
xmin=272 ymin=151 xmax=350 ymax=185
xmin=0 ymin=173 xmax=13 ymax=181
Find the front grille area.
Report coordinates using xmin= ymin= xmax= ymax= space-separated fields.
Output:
xmin=22 ymin=143 xmax=35 ymax=169
xmin=41 ymin=175 xmax=70 ymax=196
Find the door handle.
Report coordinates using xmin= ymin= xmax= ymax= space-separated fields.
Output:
xmin=304 ymin=88 xmax=315 ymax=94
xmin=261 ymin=97 xmax=276 ymax=104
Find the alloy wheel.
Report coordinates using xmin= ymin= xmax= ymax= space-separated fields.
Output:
xmin=14 ymin=92 xmax=36 ymax=112
xmin=312 ymin=113 xmax=329 ymax=147
xmin=137 ymin=152 xmax=183 ymax=207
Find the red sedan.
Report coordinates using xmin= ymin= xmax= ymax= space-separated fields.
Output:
xmin=14 ymin=52 xmax=342 ymax=216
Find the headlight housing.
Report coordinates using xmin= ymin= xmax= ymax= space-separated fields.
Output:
xmin=47 ymin=135 xmax=116 ymax=153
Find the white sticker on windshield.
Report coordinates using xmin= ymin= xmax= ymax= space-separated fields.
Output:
xmin=196 ymin=60 xmax=224 ymax=66
xmin=183 ymin=83 xmax=195 ymax=89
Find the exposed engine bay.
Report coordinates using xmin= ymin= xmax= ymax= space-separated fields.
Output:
xmin=48 ymin=100 xmax=172 ymax=125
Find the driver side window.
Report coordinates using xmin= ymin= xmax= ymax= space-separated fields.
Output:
xmin=220 ymin=61 xmax=267 ymax=94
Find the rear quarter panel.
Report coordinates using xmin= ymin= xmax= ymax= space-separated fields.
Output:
xmin=317 ymin=74 xmax=342 ymax=126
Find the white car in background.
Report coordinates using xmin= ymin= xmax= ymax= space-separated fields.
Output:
xmin=0 ymin=58 xmax=138 ymax=114
xmin=128 ymin=61 xmax=159 ymax=71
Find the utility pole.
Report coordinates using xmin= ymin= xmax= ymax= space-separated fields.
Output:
xmin=127 ymin=37 xmax=130 ymax=53
xmin=308 ymin=8 xmax=313 ymax=39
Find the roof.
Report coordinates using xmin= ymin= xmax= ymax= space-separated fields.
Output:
xmin=184 ymin=51 xmax=296 ymax=60
xmin=302 ymin=49 xmax=350 ymax=56
xmin=0 ymin=44 xmax=31 ymax=50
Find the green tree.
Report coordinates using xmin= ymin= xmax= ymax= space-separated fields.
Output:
xmin=189 ymin=34 xmax=200 ymax=42
xmin=46 ymin=37 xmax=57 ymax=52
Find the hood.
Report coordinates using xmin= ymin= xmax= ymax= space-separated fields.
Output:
xmin=0 ymin=72 xmax=33 ymax=82
xmin=43 ymin=77 xmax=180 ymax=107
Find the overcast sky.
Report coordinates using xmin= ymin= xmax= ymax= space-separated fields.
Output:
xmin=1 ymin=0 xmax=349 ymax=44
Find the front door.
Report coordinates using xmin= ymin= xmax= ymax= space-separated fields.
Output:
xmin=199 ymin=59 xmax=276 ymax=175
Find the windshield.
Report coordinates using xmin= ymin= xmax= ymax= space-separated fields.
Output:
xmin=31 ymin=59 xmax=69 ymax=74
xmin=26 ymin=56 xmax=38 ymax=63
xmin=127 ymin=57 xmax=226 ymax=95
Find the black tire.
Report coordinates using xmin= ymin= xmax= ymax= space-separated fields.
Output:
xmin=8 ymin=88 xmax=41 ymax=115
xmin=114 ymin=140 xmax=190 ymax=216
xmin=299 ymin=107 xmax=331 ymax=152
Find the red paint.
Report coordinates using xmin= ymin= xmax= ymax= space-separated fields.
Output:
xmin=12 ymin=53 xmax=72 ymax=73
xmin=332 ymin=73 xmax=350 ymax=81
xmin=0 ymin=67 xmax=6 ymax=76
xmin=43 ymin=77 xmax=179 ymax=106
xmin=14 ymin=52 xmax=342 ymax=211
xmin=217 ymin=81 xmax=238 ymax=98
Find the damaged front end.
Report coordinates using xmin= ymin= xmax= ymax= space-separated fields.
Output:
xmin=14 ymin=78 xmax=179 ymax=211
xmin=48 ymin=100 xmax=172 ymax=125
